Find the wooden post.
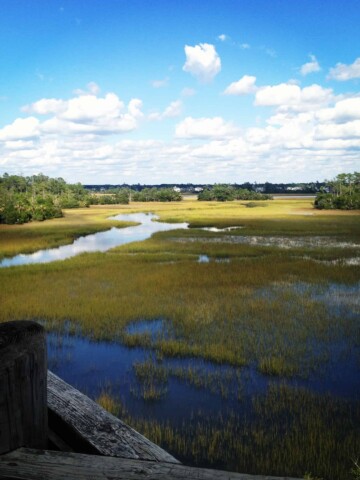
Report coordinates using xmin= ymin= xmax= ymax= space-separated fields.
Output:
xmin=0 ymin=321 xmax=47 ymax=454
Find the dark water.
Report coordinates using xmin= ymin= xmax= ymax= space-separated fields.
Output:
xmin=47 ymin=320 xmax=360 ymax=418
xmin=0 ymin=212 xmax=188 ymax=268
xmin=46 ymin=299 xmax=359 ymax=478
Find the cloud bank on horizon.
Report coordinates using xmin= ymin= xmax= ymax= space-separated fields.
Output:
xmin=0 ymin=0 xmax=359 ymax=184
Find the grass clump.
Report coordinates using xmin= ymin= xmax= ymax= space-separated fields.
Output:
xmin=258 ymin=357 xmax=298 ymax=377
xmin=131 ymin=358 xmax=169 ymax=401
xmin=96 ymin=391 xmax=121 ymax=416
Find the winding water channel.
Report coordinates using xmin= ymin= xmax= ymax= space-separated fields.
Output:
xmin=0 ymin=213 xmax=188 ymax=267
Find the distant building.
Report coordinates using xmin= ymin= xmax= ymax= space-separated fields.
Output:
xmin=173 ymin=187 xmax=181 ymax=192
xmin=194 ymin=187 xmax=203 ymax=192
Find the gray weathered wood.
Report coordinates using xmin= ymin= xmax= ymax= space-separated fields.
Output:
xmin=0 ymin=448 xmax=302 ymax=480
xmin=47 ymin=371 xmax=179 ymax=463
xmin=0 ymin=321 xmax=47 ymax=454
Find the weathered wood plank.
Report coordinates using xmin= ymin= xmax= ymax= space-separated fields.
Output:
xmin=0 ymin=448 xmax=303 ymax=480
xmin=0 ymin=321 xmax=47 ymax=454
xmin=47 ymin=371 xmax=179 ymax=463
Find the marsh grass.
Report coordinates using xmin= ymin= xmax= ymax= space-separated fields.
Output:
xmin=1 ymin=199 xmax=359 ymax=478
xmin=102 ymin=384 xmax=359 ymax=480
xmin=131 ymin=358 xmax=169 ymax=400
xmin=96 ymin=391 xmax=121 ymax=416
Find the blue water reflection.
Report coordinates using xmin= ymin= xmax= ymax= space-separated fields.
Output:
xmin=0 ymin=213 xmax=188 ymax=268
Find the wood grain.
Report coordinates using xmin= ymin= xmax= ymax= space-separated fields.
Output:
xmin=0 ymin=448 xmax=302 ymax=480
xmin=0 ymin=321 xmax=47 ymax=454
xmin=47 ymin=371 xmax=179 ymax=463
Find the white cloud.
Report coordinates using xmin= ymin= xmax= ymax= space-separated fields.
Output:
xmin=23 ymin=98 xmax=66 ymax=115
xmin=5 ymin=140 xmax=35 ymax=150
xmin=328 ymin=57 xmax=360 ymax=81
xmin=218 ymin=34 xmax=228 ymax=42
xmin=315 ymin=120 xmax=360 ymax=140
xmin=255 ymin=83 xmax=300 ymax=106
xmin=300 ymin=54 xmax=321 ymax=75
xmin=316 ymin=97 xmax=360 ymax=123
xmin=183 ymin=43 xmax=221 ymax=83
xmin=163 ymin=100 xmax=182 ymax=118
xmin=255 ymin=83 xmax=333 ymax=111
xmin=73 ymin=82 xmax=101 ymax=96
xmin=148 ymin=100 xmax=182 ymax=121
xmin=1 ymin=91 xmax=143 ymax=141
xmin=224 ymin=75 xmax=257 ymax=95
xmin=0 ymin=117 xmax=40 ymax=141
xmin=151 ymin=77 xmax=169 ymax=88
xmin=175 ymin=116 xmax=237 ymax=139
xmin=61 ymin=93 xmax=124 ymax=122
xmin=240 ymin=43 xmax=250 ymax=50
xmin=1 ymin=83 xmax=360 ymax=184
xmin=128 ymin=99 xmax=144 ymax=119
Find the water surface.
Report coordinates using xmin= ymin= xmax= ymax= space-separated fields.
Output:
xmin=0 ymin=213 xmax=188 ymax=268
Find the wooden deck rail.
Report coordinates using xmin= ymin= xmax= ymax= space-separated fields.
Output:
xmin=0 ymin=321 xmax=47 ymax=454
xmin=47 ymin=371 xmax=178 ymax=463
xmin=0 ymin=448 xmax=302 ymax=480
xmin=0 ymin=320 xmax=302 ymax=480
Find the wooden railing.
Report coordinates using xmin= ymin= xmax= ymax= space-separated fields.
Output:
xmin=0 ymin=320 xmax=301 ymax=480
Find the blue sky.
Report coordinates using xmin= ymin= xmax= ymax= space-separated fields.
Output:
xmin=1 ymin=0 xmax=360 ymax=184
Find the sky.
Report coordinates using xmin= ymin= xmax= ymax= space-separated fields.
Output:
xmin=1 ymin=0 xmax=360 ymax=184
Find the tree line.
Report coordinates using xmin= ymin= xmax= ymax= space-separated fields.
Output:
xmin=90 ymin=187 xmax=182 ymax=204
xmin=198 ymin=184 xmax=273 ymax=201
xmin=0 ymin=174 xmax=183 ymax=224
xmin=0 ymin=173 xmax=91 ymax=224
xmin=314 ymin=172 xmax=360 ymax=210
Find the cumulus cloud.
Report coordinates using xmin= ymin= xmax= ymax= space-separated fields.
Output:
xmin=60 ymin=93 xmax=125 ymax=123
xmin=183 ymin=43 xmax=221 ymax=83
xmin=255 ymin=83 xmax=333 ymax=111
xmin=175 ymin=116 xmax=237 ymax=139
xmin=328 ymin=57 xmax=360 ymax=81
xmin=1 ymin=91 xmax=143 ymax=143
xmin=23 ymin=98 xmax=65 ymax=115
xmin=128 ymin=99 xmax=144 ymax=119
xmin=1 ymin=83 xmax=360 ymax=184
xmin=0 ymin=117 xmax=40 ymax=141
xmin=148 ymin=100 xmax=182 ymax=121
xmin=316 ymin=97 xmax=360 ymax=123
xmin=300 ymin=54 xmax=321 ymax=75
xmin=163 ymin=100 xmax=182 ymax=118
xmin=223 ymin=75 xmax=257 ymax=95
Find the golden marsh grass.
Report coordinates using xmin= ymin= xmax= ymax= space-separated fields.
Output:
xmin=1 ymin=198 xmax=359 ymax=479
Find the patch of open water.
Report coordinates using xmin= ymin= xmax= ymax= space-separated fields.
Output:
xmin=0 ymin=213 xmax=189 ymax=268
xmin=47 ymin=311 xmax=359 ymax=420
xmin=175 ymin=235 xmax=360 ymax=249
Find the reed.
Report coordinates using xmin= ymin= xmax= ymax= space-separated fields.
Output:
xmin=1 ymin=198 xmax=359 ymax=478
xmin=103 ymin=383 xmax=359 ymax=480
xmin=96 ymin=391 xmax=121 ymax=416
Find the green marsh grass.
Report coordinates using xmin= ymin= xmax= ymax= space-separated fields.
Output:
xmin=1 ymin=199 xmax=359 ymax=478
xmin=96 ymin=391 xmax=121 ymax=416
xmin=96 ymin=384 xmax=359 ymax=480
